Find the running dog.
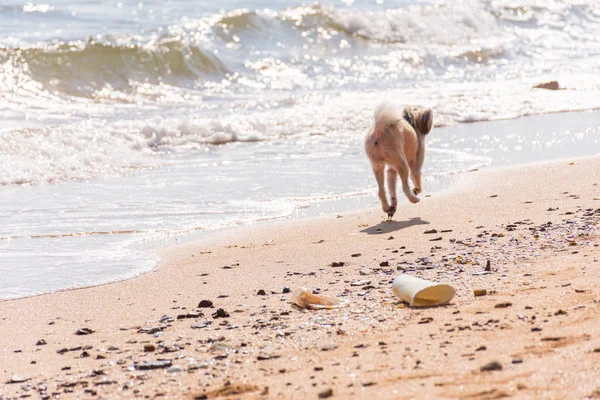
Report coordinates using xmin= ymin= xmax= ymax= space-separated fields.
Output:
xmin=364 ymin=102 xmax=433 ymax=219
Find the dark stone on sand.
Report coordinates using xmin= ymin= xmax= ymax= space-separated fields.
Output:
xmin=136 ymin=359 xmax=172 ymax=370
xmin=198 ymin=300 xmax=214 ymax=308
xmin=379 ymin=261 xmax=389 ymax=267
xmin=318 ymin=389 xmax=334 ymax=399
xmin=36 ymin=339 xmax=47 ymax=346
xmin=282 ymin=287 xmax=291 ymax=294
xmin=144 ymin=344 xmax=156 ymax=352
xmin=494 ymin=302 xmax=512 ymax=308
xmin=331 ymin=261 xmax=345 ymax=267
xmin=212 ymin=308 xmax=230 ymax=319
xmin=424 ymin=229 xmax=438 ymax=234
xmin=485 ymin=260 xmax=491 ymax=271
xmin=75 ymin=328 xmax=95 ymax=335
xmin=541 ymin=337 xmax=565 ymax=342
xmin=177 ymin=312 xmax=202 ymax=319
xmin=429 ymin=237 xmax=442 ymax=241
xmin=257 ymin=289 xmax=266 ymax=296
xmin=80 ymin=351 xmax=90 ymax=358
xmin=480 ymin=361 xmax=503 ymax=372
xmin=512 ymin=358 xmax=523 ymax=364
xmin=257 ymin=354 xmax=281 ymax=361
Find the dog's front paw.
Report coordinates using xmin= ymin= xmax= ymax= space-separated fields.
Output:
xmin=409 ymin=196 xmax=420 ymax=204
xmin=412 ymin=187 xmax=422 ymax=195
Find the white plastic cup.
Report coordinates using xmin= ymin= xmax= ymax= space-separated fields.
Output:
xmin=392 ymin=275 xmax=455 ymax=307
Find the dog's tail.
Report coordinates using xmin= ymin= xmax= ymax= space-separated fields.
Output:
xmin=372 ymin=102 xmax=402 ymax=139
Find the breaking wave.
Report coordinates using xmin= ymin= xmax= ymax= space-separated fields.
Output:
xmin=2 ymin=0 xmax=600 ymax=185
xmin=7 ymin=1 xmax=597 ymax=100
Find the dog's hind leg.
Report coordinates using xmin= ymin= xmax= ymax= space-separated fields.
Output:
xmin=410 ymin=168 xmax=422 ymax=196
xmin=372 ymin=163 xmax=391 ymax=216
xmin=410 ymin=138 xmax=425 ymax=195
xmin=386 ymin=167 xmax=398 ymax=218
xmin=390 ymin=156 xmax=420 ymax=204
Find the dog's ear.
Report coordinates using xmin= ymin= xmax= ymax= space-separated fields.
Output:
xmin=415 ymin=107 xmax=433 ymax=135
xmin=404 ymin=106 xmax=433 ymax=135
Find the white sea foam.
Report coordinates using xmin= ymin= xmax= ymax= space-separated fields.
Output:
xmin=3 ymin=69 xmax=600 ymax=186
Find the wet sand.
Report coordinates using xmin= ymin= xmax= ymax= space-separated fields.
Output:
xmin=1 ymin=156 xmax=599 ymax=399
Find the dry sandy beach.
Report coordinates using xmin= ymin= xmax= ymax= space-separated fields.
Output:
xmin=1 ymin=156 xmax=599 ymax=399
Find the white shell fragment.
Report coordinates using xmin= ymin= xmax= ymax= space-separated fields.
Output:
xmin=291 ymin=288 xmax=345 ymax=310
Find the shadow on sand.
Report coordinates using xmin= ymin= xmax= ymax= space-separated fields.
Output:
xmin=360 ymin=217 xmax=430 ymax=235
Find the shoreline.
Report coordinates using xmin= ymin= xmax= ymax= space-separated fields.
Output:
xmin=3 ymin=109 xmax=600 ymax=301
xmin=1 ymin=154 xmax=598 ymax=399
xmin=0 ymin=151 xmax=594 ymax=305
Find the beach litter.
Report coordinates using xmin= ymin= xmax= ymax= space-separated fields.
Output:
xmin=291 ymin=288 xmax=345 ymax=310
xmin=392 ymin=275 xmax=456 ymax=307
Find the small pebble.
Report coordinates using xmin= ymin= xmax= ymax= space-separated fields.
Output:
xmin=198 ymin=300 xmax=214 ymax=308
xmin=143 ymin=344 xmax=156 ymax=352
xmin=8 ymin=374 xmax=29 ymax=384
xmin=212 ymin=308 xmax=230 ymax=319
xmin=480 ymin=361 xmax=503 ymax=372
